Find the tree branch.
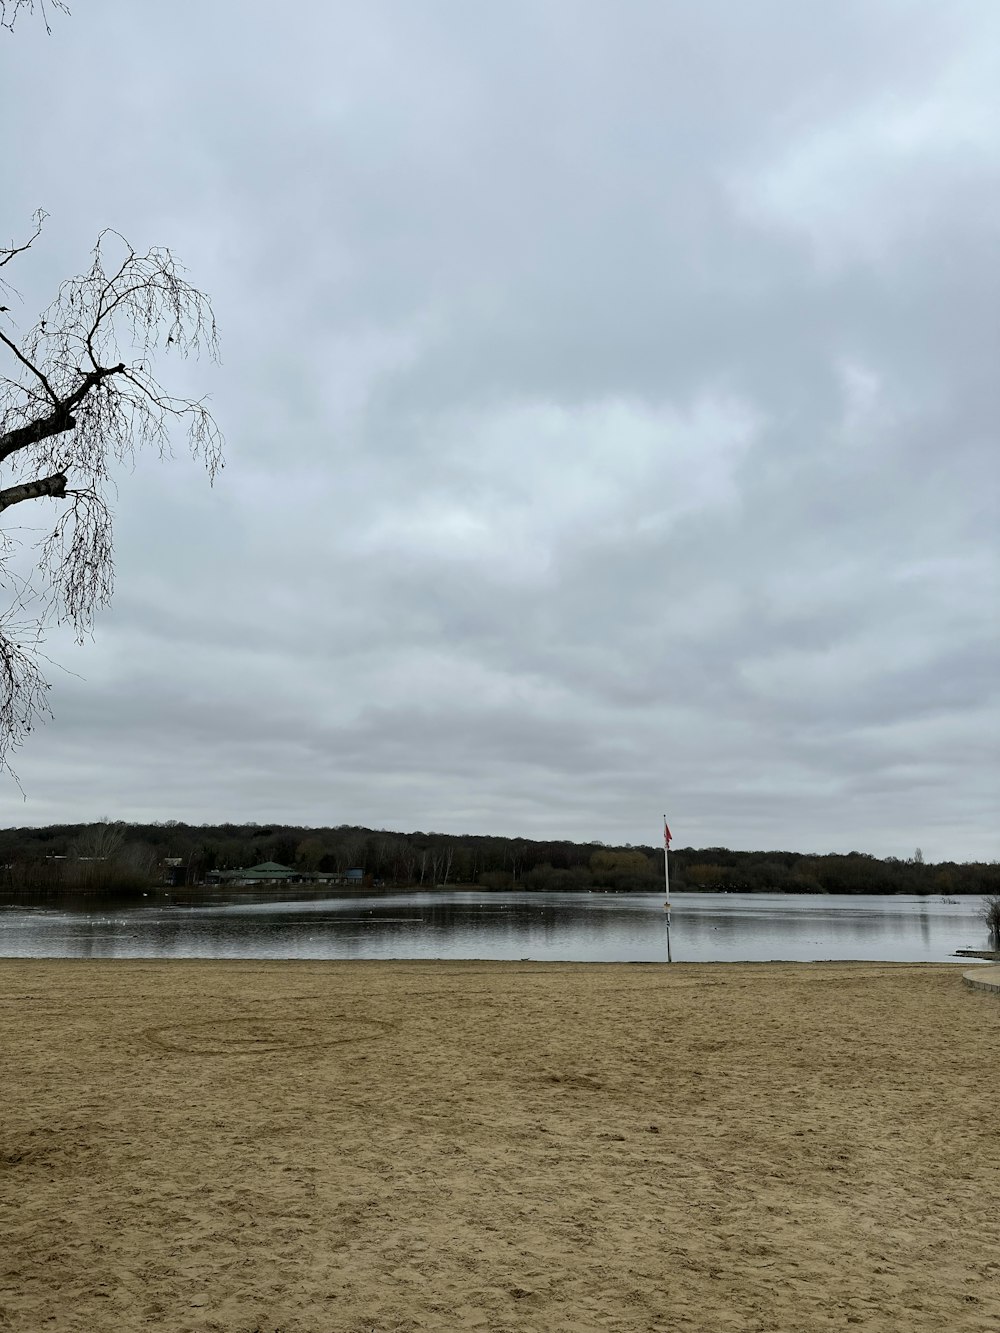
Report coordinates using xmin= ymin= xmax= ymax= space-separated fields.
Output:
xmin=0 ymin=470 xmax=67 ymax=513
xmin=0 ymin=405 xmax=76 ymax=459
xmin=0 ymin=0 xmax=70 ymax=34
xmin=0 ymin=328 xmax=59 ymax=405
xmin=0 ymin=219 xmax=223 ymax=778
xmin=0 ymin=210 xmax=47 ymax=270
xmin=0 ymin=361 xmax=125 ymax=464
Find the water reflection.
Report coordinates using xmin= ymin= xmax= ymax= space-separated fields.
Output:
xmin=0 ymin=891 xmax=991 ymax=963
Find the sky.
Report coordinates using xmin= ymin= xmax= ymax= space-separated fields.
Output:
xmin=1 ymin=0 xmax=997 ymax=860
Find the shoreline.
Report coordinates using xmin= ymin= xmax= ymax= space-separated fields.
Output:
xmin=0 ymin=953 xmax=990 ymax=969
xmin=3 ymin=958 xmax=997 ymax=1332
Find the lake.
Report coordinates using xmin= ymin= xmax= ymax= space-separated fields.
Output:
xmin=0 ymin=890 xmax=992 ymax=963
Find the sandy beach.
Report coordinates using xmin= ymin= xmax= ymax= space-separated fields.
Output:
xmin=2 ymin=958 xmax=998 ymax=1332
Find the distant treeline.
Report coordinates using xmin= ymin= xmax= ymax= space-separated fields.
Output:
xmin=0 ymin=820 xmax=996 ymax=897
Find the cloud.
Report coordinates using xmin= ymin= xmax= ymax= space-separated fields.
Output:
xmin=0 ymin=0 xmax=997 ymax=860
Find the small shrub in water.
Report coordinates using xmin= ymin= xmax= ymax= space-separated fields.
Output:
xmin=981 ymin=895 xmax=1000 ymax=949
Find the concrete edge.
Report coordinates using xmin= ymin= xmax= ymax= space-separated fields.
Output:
xmin=963 ymin=966 xmax=1000 ymax=995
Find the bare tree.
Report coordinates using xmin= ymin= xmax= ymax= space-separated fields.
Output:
xmin=505 ymin=841 xmax=526 ymax=883
xmin=333 ymin=832 xmax=367 ymax=873
xmin=438 ymin=842 xmax=455 ymax=886
xmin=982 ymin=894 xmax=1000 ymax=950
xmin=0 ymin=215 xmax=223 ymax=776
xmin=72 ymin=817 xmax=126 ymax=862
xmin=395 ymin=841 xmax=417 ymax=885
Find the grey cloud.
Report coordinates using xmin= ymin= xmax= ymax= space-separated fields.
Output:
xmin=1 ymin=0 xmax=997 ymax=859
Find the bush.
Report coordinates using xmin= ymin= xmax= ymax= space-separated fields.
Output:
xmin=478 ymin=871 xmax=515 ymax=891
xmin=982 ymin=895 xmax=1000 ymax=948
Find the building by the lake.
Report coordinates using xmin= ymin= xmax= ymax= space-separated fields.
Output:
xmin=207 ymin=862 xmax=365 ymax=887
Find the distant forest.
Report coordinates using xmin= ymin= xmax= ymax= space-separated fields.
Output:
xmin=0 ymin=820 xmax=996 ymax=896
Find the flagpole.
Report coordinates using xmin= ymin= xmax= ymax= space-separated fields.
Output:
xmin=663 ymin=814 xmax=672 ymax=964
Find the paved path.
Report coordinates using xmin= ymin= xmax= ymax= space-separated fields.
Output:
xmin=963 ymin=965 xmax=1000 ymax=995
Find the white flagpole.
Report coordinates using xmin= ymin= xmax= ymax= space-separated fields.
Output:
xmin=663 ymin=814 xmax=672 ymax=963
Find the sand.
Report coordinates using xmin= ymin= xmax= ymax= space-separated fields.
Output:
xmin=1 ymin=958 xmax=998 ymax=1333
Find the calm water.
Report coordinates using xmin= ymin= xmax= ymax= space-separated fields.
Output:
xmin=0 ymin=890 xmax=992 ymax=963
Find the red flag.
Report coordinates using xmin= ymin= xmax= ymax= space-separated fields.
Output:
xmin=664 ymin=821 xmax=672 ymax=848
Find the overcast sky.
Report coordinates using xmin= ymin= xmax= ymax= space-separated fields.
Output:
xmin=1 ymin=1 xmax=997 ymax=859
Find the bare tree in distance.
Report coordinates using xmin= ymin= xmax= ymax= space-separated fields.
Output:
xmin=982 ymin=895 xmax=1000 ymax=950
xmin=0 ymin=215 xmax=224 ymax=778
